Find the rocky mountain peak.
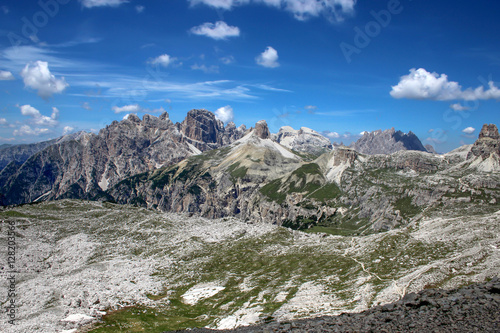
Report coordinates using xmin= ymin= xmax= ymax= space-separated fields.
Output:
xmin=179 ymin=109 xmax=225 ymax=149
xmin=274 ymin=125 xmax=332 ymax=155
xmin=478 ymin=124 xmax=500 ymax=140
xmin=351 ymin=128 xmax=427 ymax=155
xmin=254 ymin=120 xmax=270 ymax=139
xmin=467 ymin=123 xmax=500 ymax=160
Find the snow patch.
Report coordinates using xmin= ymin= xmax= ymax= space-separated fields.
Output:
xmin=188 ymin=142 xmax=202 ymax=155
xmin=182 ymin=283 xmax=225 ymax=305
xmin=34 ymin=190 xmax=52 ymax=202
xmin=215 ymin=305 xmax=263 ymax=329
xmin=61 ymin=313 xmax=94 ymax=322
xmin=98 ymin=173 xmax=109 ymax=191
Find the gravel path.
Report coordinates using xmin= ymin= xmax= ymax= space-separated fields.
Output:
xmin=167 ymin=278 xmax=500 ymax=333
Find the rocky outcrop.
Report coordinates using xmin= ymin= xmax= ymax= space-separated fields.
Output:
xmin=254 ymin=120 xmax=270 ymax=139
xmin=425 ymin=144 xmax=438 ymax=154
xmin=274 ymin=126 xmax=332 ymax=155
xmin=467 ymin=124 xmax=500 ymax=160
xmin=174 ymin=278 xmax=500 ymax=333
xmin=351 ymin=128 xmax=427 ymax=155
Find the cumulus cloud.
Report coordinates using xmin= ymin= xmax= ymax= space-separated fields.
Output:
xmin=63 ymin=126 xmax=75 ymax=135
xmin=13 ymin=125 xmax=50 ymax=136
xmin=190 ymin=21 xmax=240 ymax=40
xmin=215 ymin=105 xmax=234 ymax=123
xmin=462 ymin=127 xmax=475 ymax=134
xmin=390 ymin=68 xmax=500 ymax=101
xmin=323 ymin=131 xmax=340 ymax=139
xmin=256 ymin=46 xmax=279 ymax=68
xmin=188 ymin=0 xmax=356 ymax=21
xmin=112 ymin=104 xmax=144 ymax=113
xmin=0 ymin=118 xmax=8 ymax=126
xmin=80 ymin=0 xmax=128 ymax=8
xmin=21 ymin=61 xmax=69 ymax=99
xmin=0 ymin=70 xmax=15 ymax=80
xmin=450 ymin=103 xmax=470 ymax=111
xmin=148 ymin=54 xmax=175 ymax=67
xmin=19 ymin=105 xmax=59 ymax=127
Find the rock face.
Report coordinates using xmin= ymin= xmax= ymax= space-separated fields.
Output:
xmin=274 ymin=126 xmax=332 ymax=155
xmin=0 ymin=110 xmax=246 ymax=206
xmin=467 ymin=124 xmax=500 ymax=160
xmin=254 ymin=120 xmax=270 ymax=139
xmin=351 ymin=128 xmax=427 ymax=155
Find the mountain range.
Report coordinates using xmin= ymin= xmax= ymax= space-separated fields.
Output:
xmin=1 ymin=109 xmax=499 ymax=235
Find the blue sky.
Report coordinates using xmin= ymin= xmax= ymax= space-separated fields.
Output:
xmin=0 ymin=0 xmax=499 ymax=152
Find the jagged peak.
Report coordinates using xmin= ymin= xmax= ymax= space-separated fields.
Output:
xmin=254 ymin=120 xmax=270 ymax=139
xmin=467 ymin=123 xmax=500 ymax=161
xmin=478 ymin=124 xmax=499 ymax=140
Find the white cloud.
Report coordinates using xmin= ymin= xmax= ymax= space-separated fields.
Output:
xmin=462 ymin=127 xmax=475 ymax=134
xmin=112 ymin=104 xmax=144 ymax=113
xmin=0 ymin=70 xmax=14 ymax=80
xmin=13 ymin=125 xmax=50 ymax=137
xmin=324 ymin=131 xmax=340 ymax=139
xmin=148 ymin=54 xmax=175 ymax=67
xmin=215 ymin=105 xmax=234 ymax=123
xmin=256 ymin=46 xmax=279 ymax=68
xmin=20 ymin=61 xmax=69 ymax=99
xmin=450 ymin=103 xmax=470 ymax=111
xmin=135 ymin=5 xmax=144 ymax=13
xmin=188 ymin=0 xmax=356 ymax=21
xmin=190 ymin=21 xmax=240 ymax=40
xmin=191 ymin=64 xmax=219 ymax=73
xmin=63 ymin=126 xmax=75 ymax=135
xmin=0 ymin=118 xmax=8 ymax=126
xmin=390 ymin=68 xmax=500 ymax=101
xmin=113 ymin=104 xmax=166 ymax=114
xmin=151 ymin=107 xmax=167 ymax=113
xmin=80 ymin=0 xmax=128 ymax=8
xmin=18 ymin=105 xmax=59 ymax=127
xmin=189 ymin=0 xmax=249 ymax=10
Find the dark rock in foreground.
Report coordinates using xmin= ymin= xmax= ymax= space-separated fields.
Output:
xmin=167 ymin=278 xmax=500 ymax=333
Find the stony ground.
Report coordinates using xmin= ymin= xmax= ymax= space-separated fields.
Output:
xmin=168 ymin=278 xmax=500 ymax=332
xmin=0 ymin=200 xmax=498 ymax=332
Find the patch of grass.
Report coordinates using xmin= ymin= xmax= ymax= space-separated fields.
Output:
xmin=227 ymin=162 xmax=248 ymax=183
xmin=151 ymin=167 xmax=178 ymax=189
xmin=260 ymin=179 xmax=286 ymax=203
xmin=394 ymin=196 xmax=420 ymax=218
xmin=308 ymin=183 xmax=342 ymax=202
